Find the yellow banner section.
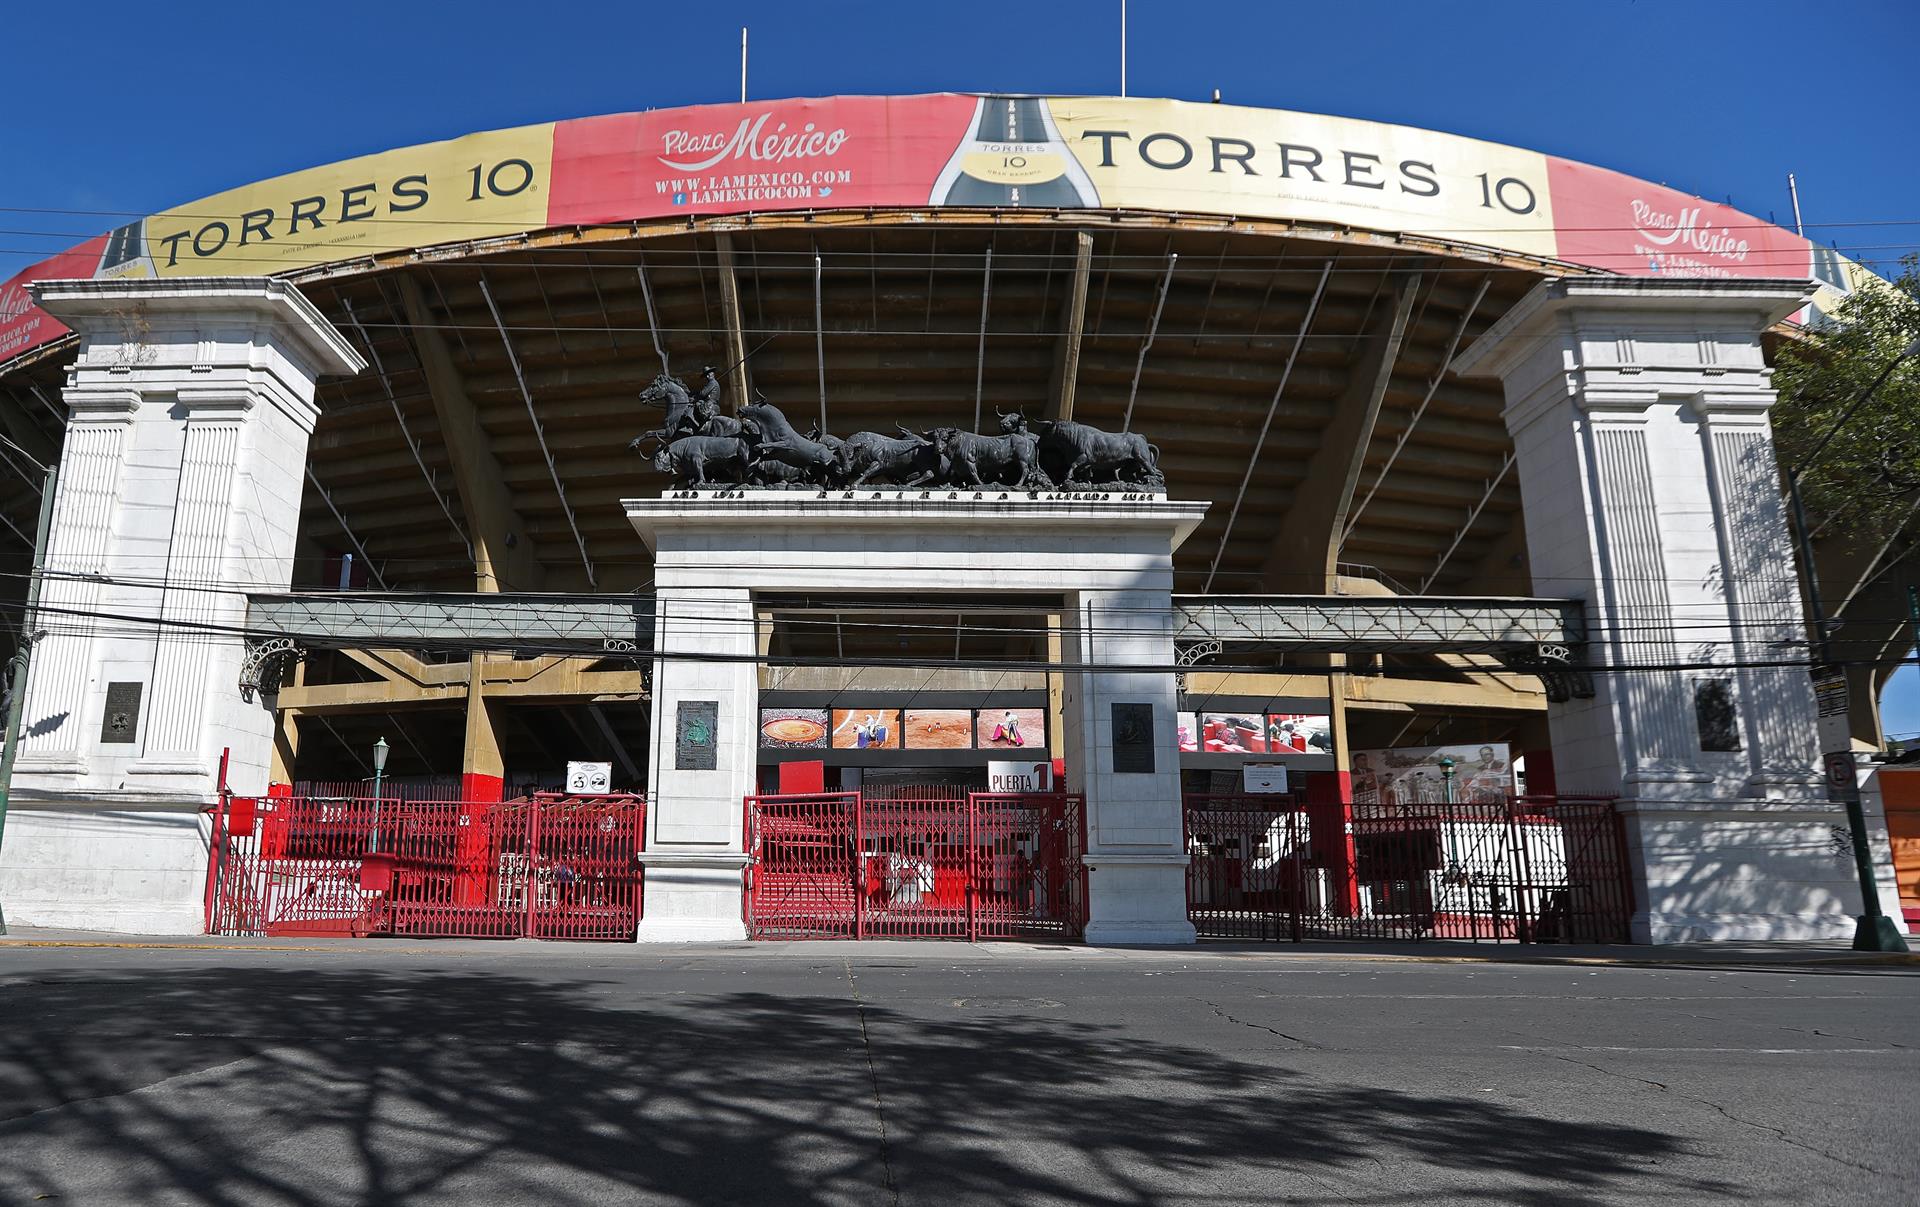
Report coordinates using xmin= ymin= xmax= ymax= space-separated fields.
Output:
xmin=107 ymin=123 xmax=557 ymax=280
xmin=1048 ymin=98 xmax=1558 ymax=260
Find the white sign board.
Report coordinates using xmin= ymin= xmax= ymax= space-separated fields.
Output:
xmin=566 ymin=761 xmax=613 ymax=795
xmin=987 ymin=760 xmax=1053 ymax=794
xmin=1242 ymin=762 xmax=1289 ymax=794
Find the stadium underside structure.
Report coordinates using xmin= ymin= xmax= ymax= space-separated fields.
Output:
xmin=0 ymin=94 xmax=1907 ymax=942
xmin=1 ymin=213 xmax=1902 ymax=782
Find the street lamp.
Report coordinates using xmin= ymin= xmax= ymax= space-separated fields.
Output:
xmin=369 ymin=736 xmax=390 ymax=854
xmin=1437 ymin=754 xmax=1462 ymax=874
xmin=1784 ymin=334 xmax=1920 ymax=953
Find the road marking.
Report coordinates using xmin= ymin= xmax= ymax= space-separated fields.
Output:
xmin=1502 ymin=1045 xmax=1906 ymax=1054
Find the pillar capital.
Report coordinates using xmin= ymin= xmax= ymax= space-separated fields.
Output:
xmin=30 ymin=277 xmax=364 ymax=433
xmin=1454 ymin=276 xmax=1814 ymax=437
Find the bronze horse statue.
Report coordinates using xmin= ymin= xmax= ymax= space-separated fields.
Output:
xmin=629 ymin=372 xmax=742 ymax=455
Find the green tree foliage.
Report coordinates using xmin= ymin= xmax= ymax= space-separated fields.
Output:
xmin=1772 ymin=255 xmax=1920 ymax=531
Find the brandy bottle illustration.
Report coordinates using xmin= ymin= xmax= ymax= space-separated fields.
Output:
xmin=930 ymin=95 xmax=1100 ymax=208
xmin=95 ymin=219 xmax=156 ymax=280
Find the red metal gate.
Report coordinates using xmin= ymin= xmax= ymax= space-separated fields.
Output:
xmin=1184 ymin=794 xmax=1312 ymax=942
xmin=1186 ymin=793 xmax=1632 ymax=944
xmin=744 ymin=789 xmax=1086 ymax=941
xmin=207 ymin=792 xmax=645 ymax=940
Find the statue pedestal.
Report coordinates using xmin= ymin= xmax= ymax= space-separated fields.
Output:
xmin=625 ymin=488 xmax=1208 ymax=944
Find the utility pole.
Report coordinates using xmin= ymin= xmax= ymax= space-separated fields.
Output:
xmin=740 ymin=27 xmax=748 ymax=104
xmin=1786 ymin=336 xmax=1920 ymax=952
xmin=1120 ymin=1 xmax=1128 ymax=98
xmin=0 ymin=455 xmax=57 ymax=935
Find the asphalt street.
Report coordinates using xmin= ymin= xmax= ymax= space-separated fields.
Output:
xmin=0 ymin=940 xmax=1913 ymax=1205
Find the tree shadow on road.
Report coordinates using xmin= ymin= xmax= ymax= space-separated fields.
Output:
xmin=0 ymin=963 xmax=1736 ymax=1205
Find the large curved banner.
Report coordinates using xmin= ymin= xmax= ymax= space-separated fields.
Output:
xmin=0 ymin=93 xmax=1868 ymax=366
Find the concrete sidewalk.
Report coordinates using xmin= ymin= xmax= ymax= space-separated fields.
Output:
xmin=3 ymin=924 xmax=1915 ymax=969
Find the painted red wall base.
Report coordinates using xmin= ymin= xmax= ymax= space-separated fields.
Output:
xmin=1306 ymin=770 xmax=1360 ymax=918
xmin=778 ymin=760 xmax=826 ymax=795
xmin=462 ymin=773 xmax=504 ymax=803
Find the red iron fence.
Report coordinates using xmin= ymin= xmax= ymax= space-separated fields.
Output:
xmin=207 ymin=792 xmax=645 ymax=940
xmin=744 ymin=789 xmax=1086 ymax=941
xmin=1186 ymin=793 xmax=1632 ymax=944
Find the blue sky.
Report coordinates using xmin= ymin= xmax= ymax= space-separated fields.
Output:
xmin=4 ymin=0 xmax=1919 ymax=717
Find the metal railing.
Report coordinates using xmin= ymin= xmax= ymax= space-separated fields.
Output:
xmin=207 ymin=791 xmax=645 ymax=941
xmin=744 ymin=789 xmax=1086 ymax=941
xmin=1185 ymin=793 xmax=1632 ymax=944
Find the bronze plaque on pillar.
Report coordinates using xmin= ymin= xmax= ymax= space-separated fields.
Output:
xmin=1111 ymin=702 xmax=1155 ymax=773
xmin=100 ymin=682 xmax=143 ymax=744
xmin=676 ymin=700 xmax=719 ymax=770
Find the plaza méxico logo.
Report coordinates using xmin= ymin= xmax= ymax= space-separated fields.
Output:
xmin=0 ymin=282 xmax=31 ymax=325
xmin=1630 ymin=198 xmax=1753 ymax=269
xmin=654 ymin=110 xmax=852 ymax=207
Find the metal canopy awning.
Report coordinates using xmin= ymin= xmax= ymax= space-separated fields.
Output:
xmin=245 ymin=592 xmax=652 ymax=654
xmin=246 ymin=591 xmax=1583 ymax=658
xmin=1172 ymin=594 xmax=1584 ymax=654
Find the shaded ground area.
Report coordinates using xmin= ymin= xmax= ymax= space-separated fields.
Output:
xmin=0 ymin=943 xmax=1913 ymax=1204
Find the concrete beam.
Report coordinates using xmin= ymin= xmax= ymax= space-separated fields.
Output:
xmin=1258 ymin=275 xmax=1421 ymax=592
xmin=1046 ymin=232 xmax=1093 ymax=421
xmin=398 ymin=275 xmax=545 ymax=592
xmin=341 ymin=647 xmax=466 ymax=688
xmin=715 ymin=234 xmax=752 ymax=413
xmin=277 ymin=679 xmax=466 ymax=713
xmin=1342 ymin=674 xmax=1548 ymax=713
xmin=484 ymin=667 xmax=647 ymax=699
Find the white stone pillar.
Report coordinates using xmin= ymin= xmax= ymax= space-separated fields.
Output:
xmin=2 ymin=279 xmax=361 ymax=933
xmin=626 ymin=491 xmax=1207 ymax=945
xmin=1455 ymin=276 xmax=1900 ymax=941
xmin=1064 ymin=586 xmax=1196 ymax=945
xmin=637 ymin=574 xmax=756 ymax=940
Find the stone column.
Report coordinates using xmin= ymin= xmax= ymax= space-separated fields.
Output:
xmin=625 ymin=491 xmax=1208 ymax=945
xmin=1455 ymin=276 xmax=1902 ymax=941
xmin=0 ymin=279 xmax=362 ymax=933
xmin=1063 ymin=586 xmax=1196 ymax=945
xmin=12 ymin=279 xmax=362 ymax=799
xmin=637 ymin=581 xmax=756 ymax=940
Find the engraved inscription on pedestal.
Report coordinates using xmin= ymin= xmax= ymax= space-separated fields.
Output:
xmin=100 ymin=681 xmax=143 ymax=744
xmin=676 ymin=700 xmax=719 ymax=771
xmin=1111 ymin=702 xmax=1155 ymax=774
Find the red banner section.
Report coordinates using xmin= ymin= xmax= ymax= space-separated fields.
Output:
xmin=1546 ymin=156 xmax=1812 ymax=280
xmin=548 ymin=94 xmax=978 ymax=225
xmin=0 ymin=235 xmax=105 ymax=363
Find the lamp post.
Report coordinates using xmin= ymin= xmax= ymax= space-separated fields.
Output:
xmin=369 ymin=736 xmax=390 ymax=854
xmin=1784 ymin=335 xmax=1920 ymax=953
xmin=1437 ymin=753 xmax=1462 ymax=873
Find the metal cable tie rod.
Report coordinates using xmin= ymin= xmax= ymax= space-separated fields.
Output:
xmin=1204 ymin=260 xmax=1333 ymax=593
xmin=1121 ymin=252 xmax=1177 ymax=433
xmin=479 ymin=275 xmax=597 ymax=588
xmin=341 ymin=296 xmax=472 ymax=562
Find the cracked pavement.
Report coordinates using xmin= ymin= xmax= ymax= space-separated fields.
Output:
xmin=0 ymin=941 xmax=1913 ymax=1204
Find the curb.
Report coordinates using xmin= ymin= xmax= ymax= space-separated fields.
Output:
xmin=2 ymin=938 xmax=1917 ymax=968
